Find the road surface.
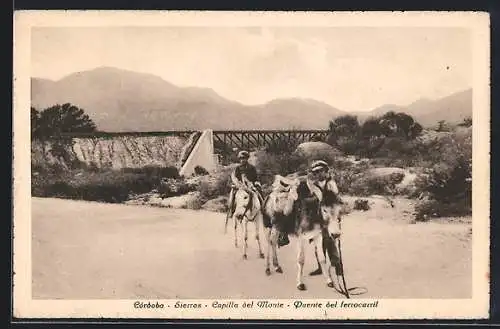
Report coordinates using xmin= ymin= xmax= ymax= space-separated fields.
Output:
xmin=31 ymin=197 xmax=472 ymax=299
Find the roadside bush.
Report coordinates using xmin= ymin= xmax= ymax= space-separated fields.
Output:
xmin=158 ymin=178 xmax=195 ymax=198
xmin=255 ymin=146 xmax=348 ymax=186
xmin=32 ymin=169 xmax=161 ymax=203
xmin=413 ymin=129 xmax=472 ymax=219
xmin=354 ymin=199 xmax=370 ymax=211
xmin=31 ymin=162 xmax=68 ymax=176
xmin=255 ymin=151 xmax=305 ymax=186
xmin=121 ymin=165 xmax=180 ymax=179
xmin=265 ymin=138 xmax=299 ymax=155
xmin=414 ymin=198 xmax=471 ymax=221
xmin=332 ymin=137 xmax=359 ymax=155
xmin=348 ymin=171 xmax=405 ymax=196
xmin=194 ymin=165 xmax=209 ymax=176
xmin=197 ymin=168 xmax=233 ymax=202
xmin=332 ymin=161 xmax=371 ymax=194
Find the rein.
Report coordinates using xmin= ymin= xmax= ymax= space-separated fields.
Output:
xmin=328 ymin=214 xmax=368 ymax=299
xmin=240 ymin=193 xmax=253 ymax=221
xmin=237 ymin=187 xmax=259 ymax=221
xmin=224 ymin=183 xmax=259 ymax=234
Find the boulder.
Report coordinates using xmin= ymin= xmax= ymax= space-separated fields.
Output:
xmin=159 ymin=191 xmax=201 ymax=209
xmin=125 ymin=192 xmax=163 ymax=205
xmin=295 ymin=141 xmax=341 ymax=159
xmin=365 ymin=167 xmax=405 ymax=178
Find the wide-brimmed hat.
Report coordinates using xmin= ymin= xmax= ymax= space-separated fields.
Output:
xmin=310 ymin=160 xmax=329 ymax=173
xmin=237 ymin=150 xmax=250 ymax=159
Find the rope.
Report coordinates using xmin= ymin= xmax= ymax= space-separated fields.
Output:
xmin=224 ymin=185 xmax=260 ymax=234
xmin=331 ymin=220 xmax=368 ymax=299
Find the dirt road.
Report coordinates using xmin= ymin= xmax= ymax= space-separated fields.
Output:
xmin=31 ymin=197 xmax=471 ymax=299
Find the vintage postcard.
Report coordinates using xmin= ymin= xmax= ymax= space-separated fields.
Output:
xmin=13 ymin=11 xmax=490 ymax=320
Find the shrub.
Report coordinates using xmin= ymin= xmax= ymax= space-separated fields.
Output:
xmin=121 ymin=165 xmax=180 ymax=179
xmin=194 ymin=165 xmax=209 ymax=176
xmin=414 ymin=198 xmax=471 ymax=221
xmin=255 ymin=151 xmax=305 ymax=186
xmin=32 ymin=169 xmax=161 ymax=203
xmin=335 ymin=138 xmax=359 ymax=155
xmin=197 ymin=168 xmax=233 ymax=202
xmin=348 ymin=171 xmax=405 ymax=196
xmin=412 ymin=129 xmax=472 ymax=219
xmin=158 ymin=178 xmax=195 ymax=198
xmin=255 ymin=145 xmax=348 ymax=187
xmin=265 ymin=138 xmax=298 ymax=155
xmin=354 ymin=199 xmax=370 ymax=211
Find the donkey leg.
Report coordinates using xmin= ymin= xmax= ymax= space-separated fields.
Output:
xmin=265 ymin=227 xmax=272 ymax=276
xmin=242 ymin=220 xmax=248 ymax=259
xmin=315 ymin=234 xmax=334 ymax=288
xmin=255 ymin=215 xmax=265 ymax=259
xmin=234 ymin=216 xmax=238 ymax=248
xmin=309 ymin=247 xmax=323 ymax=276
xmin=296 ymin=237 xmax=306 ymax=290
xmin=270 ymin=227 xmax=283 ymax=273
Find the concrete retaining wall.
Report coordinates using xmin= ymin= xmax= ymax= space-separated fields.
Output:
xmin=179 ymin=129 xmax=218 ymax=177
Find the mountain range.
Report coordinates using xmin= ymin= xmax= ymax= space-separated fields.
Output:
xmin=31 ymin=66 xmax=472 ymax=132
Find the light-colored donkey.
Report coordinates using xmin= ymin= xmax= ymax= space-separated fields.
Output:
xmin=229 ymin=176 xmax=265 ymax=260
xmin=262 ymin=175 xmax=300 ymax=275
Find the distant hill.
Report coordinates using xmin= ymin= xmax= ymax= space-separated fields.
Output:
xmin=31 ymin=67 xmax=345 ymax=132
xmin=31 ymin=66 xmax=472 ymax=131
xmin=357 ymin=89 xmax=472 ymax=128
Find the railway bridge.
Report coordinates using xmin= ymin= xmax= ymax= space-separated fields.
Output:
xmin=57 ymin=129 xmax=330 ymax=174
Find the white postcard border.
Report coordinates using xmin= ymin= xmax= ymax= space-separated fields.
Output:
xmin=13 ymin=10 xmax=491 ymax=320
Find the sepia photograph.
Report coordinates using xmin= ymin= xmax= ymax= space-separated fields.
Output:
xmin=13 ymin=11 xmax=490 ymax=320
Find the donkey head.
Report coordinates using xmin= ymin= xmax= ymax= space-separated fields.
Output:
xmin=319 ymin=190 xmax=343 ymax=239
xmin=234 ymin=188 xmax=253 ymax=220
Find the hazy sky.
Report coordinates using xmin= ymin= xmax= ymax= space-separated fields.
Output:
xmin=31 ymin=26 xmax=471 ymax=112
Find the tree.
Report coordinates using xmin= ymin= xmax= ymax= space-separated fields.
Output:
xmin=327 ymin=115 xmax=360 ymax=154
xmin=458 ymin=116 xmax=472 ymax=128
xmin=31 ymin=107 xmax=41 ymax=140
xmin=409 ymin=122 xmax=423 ymax=139
xmin=329 ymin=115 xmax=360 ymax=137
xmin=436 ymin=120 xmax=450 ymax=132
xmin=361 ymin=117 xmax=382 ymax=138
xmin=379 ymin=111 xmax=420 ymax=139
xmin=31 ymin=103 xmax=97 ymax=167
xmin=35 ymin=103 xmax=97 ymax=139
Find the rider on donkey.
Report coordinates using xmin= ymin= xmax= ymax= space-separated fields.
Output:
xmin=273 ymin=159 xmax=343 ymax=251
xmin=228 ymin=150 xmax=264 ymax=218
xmin=305 ymin=159 xmax=344 ymax=277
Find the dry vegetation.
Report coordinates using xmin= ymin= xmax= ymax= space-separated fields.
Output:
xmin=32 ymin=105 xmax=472 ymax=222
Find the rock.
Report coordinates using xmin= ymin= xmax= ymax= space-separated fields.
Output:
xmin=125 ymin=192 xmax=163 ymax=205
xmin=159 ymin=191 xmax=201 ymax=209
xmin=184 ymin=176 xmax=203 ymax=187
xmin=202 ymin=196 xmax=229 ymax=213
xmin=294 ymin=142 xmax=341 ymax=160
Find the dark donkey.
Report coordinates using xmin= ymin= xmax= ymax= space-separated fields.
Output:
xmin=263 ymin=177 xmax=345 ymax=291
